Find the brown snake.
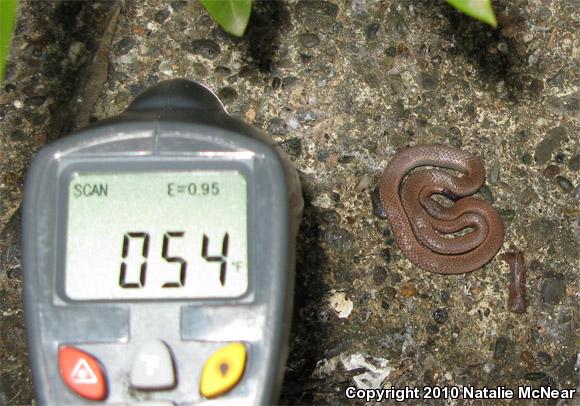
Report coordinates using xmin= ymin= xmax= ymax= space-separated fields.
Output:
xmin=379 ymin=144 xmax=504 ymax=274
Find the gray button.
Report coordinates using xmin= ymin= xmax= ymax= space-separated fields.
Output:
xmin=130 ymin=340 xmax=175 ymax=389
xmin=131 ymin=402 xmax=175 ymax=406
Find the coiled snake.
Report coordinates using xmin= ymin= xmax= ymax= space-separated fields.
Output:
xmin=379 ymin=145 xmax=504 ymax=274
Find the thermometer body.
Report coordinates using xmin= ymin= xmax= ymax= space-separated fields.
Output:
xmin=23 ymin=80 xmax=302 ymax=405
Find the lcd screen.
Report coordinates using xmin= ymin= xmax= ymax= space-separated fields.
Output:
xmin=65 ymin=171 xmax=248 ymax=300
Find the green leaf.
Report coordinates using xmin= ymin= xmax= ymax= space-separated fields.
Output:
xmin=0 ymin=0 xmax=19 ymax=82
xmin=200 ymin=0 xmax=252 ymax=37
xmin=446 ymin=0 xmax=497 ymax=27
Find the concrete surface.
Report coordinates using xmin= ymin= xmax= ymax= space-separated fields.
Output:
xmin=0 ymin=0 xmax=578 ymax=405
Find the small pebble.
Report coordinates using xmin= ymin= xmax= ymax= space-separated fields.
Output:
xmin=298 ymin=33 xmax=320 ymax=48
xmin=448 ymin=127 xmax=462 ymax=147
xmin=554 ymin=152 xmax=566 ymax=163
xmin=426 ymin=324 xmax=439 ymax=334
xmin=524 ymin=372 xmax=546 ymax=380
xmin=370 ymin=186 xmax=387 ymax=219
xmin=324 ymin=226 xmax=354 ymax=253
xmin=489 ymin=164 xmax=500 ymax=183
xmin=493 ymin=337 xmax=508 ymax=358
xmin=555 ymin=175 xmax=574 ymax=194
xmin=214 ymin=66 xmax=231 ymax=76
xmin=543 ymin=164 xmax=560 ymax=178
xmin=540 ymin=273 xmax=566 ymax=305
xmin=497 ymin=42 xmax=509 ymax=54
xmin=380 ymin=248 xmax=391 ymax=261
xmin=158 ymin=60 xmax=173 ymax=76
xmin=365 ymin=22 xmax=380 ymax=41
xmin=534 ymin=126 xmax=567 ymax=164
xmin=399 ymin=283 xmax=418 ymax=298
xmin=528 ymin=50 xmax=540 ymax=66
xmin=115 ymin=37 xmax=136 ymax=55
xmin=279 ymin=138 xmax=302 ymax=158
xmin=433 ymin=308 xmax=448 ymax=324
xmin=288 ymin=117 xmax=300 ymax=130
xmin=317 ymin=149 xmax=329 ymax=162
xmin=373 ymin=267 xmax=388 ymax=285
xmin=321 ymin=210 xmax=340 ymax=224
xmin=267 ymin=118 xmax=287 ymax=135
xmin=183 ymin=39 xmax=221 ymax=59
xmin=154 ymin=8 xmax=171 ymax=24
xmin=385 ymin=46 xmax=397 ymax=57
xmin=537 ymin=352 xmax=552 ymax=366
xmin=217 ymin=87 xmax=237 ymax=102
xmin=418 ymin=71 xmax=438 ymax=90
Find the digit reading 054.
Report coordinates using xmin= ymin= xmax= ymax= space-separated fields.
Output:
xmin=64 ymin=171 xmax=248 ymax=300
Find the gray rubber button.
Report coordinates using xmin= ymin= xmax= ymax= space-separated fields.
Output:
xmin=130 ymin=340 xmax=175 ymax=389
xmin=131 ymin=401 xmax=175 ymax=406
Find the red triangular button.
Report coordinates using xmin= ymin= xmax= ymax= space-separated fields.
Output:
xmin=58 ymin=346 xmax=108 ymax=401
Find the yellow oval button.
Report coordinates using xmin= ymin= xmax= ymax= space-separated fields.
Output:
xmin=200 ymin=342 xmax=247 ymax=399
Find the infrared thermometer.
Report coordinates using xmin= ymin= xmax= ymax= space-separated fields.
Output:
xmin=22 ymin=79 xmax=303 ymax=405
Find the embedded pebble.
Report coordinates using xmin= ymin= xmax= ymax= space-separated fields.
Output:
xmin=324 ymin=226 xmax=354 ymax=252
xmin=328 ymin=291 xmax=353 ymax=318
xmin=115 ymin=37 xmax=135 ymax=55
xmin=433 ymin=308 xmax=448 ymax=324
xmin=182 ymin=39 xmax=221 ymax=59
xmin=279 ymin=138 xmax=302 ymax=158
xmin=543 ymin=164 xmax=560 ymax=178
xmin=528 ymin=50 xmax=541 ymax=66
xmin=524 ymin=372 xmax=546 ymax=380
xmin=267 ymin=117 xmax=288 ymax=135
xmin=489 ymin=164 xmax=500 ymax=183
xmin=158 ymin=60 xmax=173 ymax=76
xmin=493 ymin=337 xmax=508 ymax=358
xmin=321 ymin=210 xmax=340 ymax=224
xmin=534 ymin=126 xmax=568 ymax=164
xmin=365 ymin=23 xmax=380 ymax=41
xmin=555 ymin=175 xmax=574 ymax=194
xmin=372 ymin=267 xmax=388 ymax=285
xmin=554 ymin=152 xmax=566 ymax=163
xmin=540 ymin=273 xmax=566 ymax=305
xmin=287 ymin=117 xmax=300 ymax=130
xmin=217 ymin=87 xmax=237 ymax=102
xmin=154 ymin=8 xmax=171 ymax=24
xmin=298 ymin=33 xmax=320 ymax=48
xmin=214 ymin=66 xmax=231 ymax=77
xmin=417 ymin=71 xmax=438 ymax=90
xmin=537 ymin=351 xmax=552 ymax=366
xmin=370 ymin=186 xmax=387 ymax=219
xmin=385 ymin=46 xmax=397 ymax=57
xmin=312 ymin=194 xmax=332 ymax=209
xmin=380 ymin=248 xmax=390 ymax=261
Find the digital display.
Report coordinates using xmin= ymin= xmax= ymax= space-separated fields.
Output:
xmin=64 ymin=171 xmax=248 ymax=300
